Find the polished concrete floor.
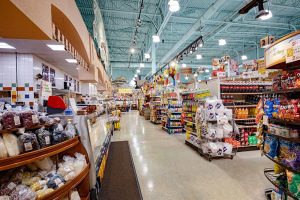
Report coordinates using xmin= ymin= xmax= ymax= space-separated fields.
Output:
xmin=113 ymin=111 xmax=273 ymax=200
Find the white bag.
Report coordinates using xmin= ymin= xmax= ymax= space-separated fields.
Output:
xmin=223 ymin=143 xmax=233 ymax=154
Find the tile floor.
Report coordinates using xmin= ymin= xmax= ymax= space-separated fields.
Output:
xmin=113 ymin=111 xmax=273 ymax=200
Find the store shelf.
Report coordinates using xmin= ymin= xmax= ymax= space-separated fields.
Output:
xmin=226 ymin=105 xmax=257 ymax=108
xmin=168 ymin=126 xmax=183 ymax=129
xmin=269 ymin=118 xmax=300 ymax=127
xmin=169 ymin=112 xmax=182 ymax=114
xmin=0 ymin=124 xmax=51 ymax=133
xmin=234 ymin=118 xmax=256 ymax=121
xmin=264 ymin=131 xmax=300 ymax=143
xmin=264 ymin=169 xmax=298 ymax=200
xmin=234 ymin=145 xmax=259 ymax=152
xmin=0 ymin=137 xmax=79 ymax=171
xmin=264 ymin=153 xmax=300 ymax=174
xmin=184 ymin=120 xmax=196 ymax=124
xmin=221 ymin=92 xmax=263 ymax=95
xmin=169 ymin=118 xmax=181 ymax=121
xmin=262 ymin=88 xmax=300 ymax=94
xmin=43 ymin=165 xmax=90 ymax=200
xmin=238 ymin=125 xmax=257 ymax=128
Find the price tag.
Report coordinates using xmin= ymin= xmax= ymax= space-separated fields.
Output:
xmin=263 ymin=115 xmax=269 ymax=126
xmin=45 ymin=136 xmax=50 ymax=145
xmin=24 ymin=142 xmax=33 ymax=151
xmin=14 ymin=116 xmax=21 ymax=126
xmin=7 ymin=182 xmax=16 ymax=190
xmin=32 ymin=115 xmax=39 ymax=124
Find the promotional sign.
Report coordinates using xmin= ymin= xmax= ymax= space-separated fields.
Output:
xmin=265 ymin=32 xmax=300 ymax=68
xmin=260 ymin=35 xmax=275 ymax=48
xmin=286 ymin=39 xmax=300 ymax=63
xmin=40 ymin=80 xmax=52 ymax=101
xmin=118 ymin=88 xmax=132 ymax=94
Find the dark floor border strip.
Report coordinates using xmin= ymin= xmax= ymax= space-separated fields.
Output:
xmin=128 ymin=142 xmax=144 ymax=200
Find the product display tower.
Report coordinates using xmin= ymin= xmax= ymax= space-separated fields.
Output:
xmin=150 ymin=96 xmax=163 ymax=124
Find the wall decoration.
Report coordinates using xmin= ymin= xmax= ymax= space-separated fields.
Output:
xmin=42 ymin=64 xmax=49 ymax=81
xmin=50 ymin=68 xmax=56 ymax=87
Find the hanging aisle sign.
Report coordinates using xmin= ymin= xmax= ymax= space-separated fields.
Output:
xmin=265 ymin=30 xmax=300 ymax=68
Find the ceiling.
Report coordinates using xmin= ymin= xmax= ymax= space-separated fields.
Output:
xmin=0 ymin=39 xmax=80 ymax=77
xmin=76 ymin=0 xmax=300 ymax=79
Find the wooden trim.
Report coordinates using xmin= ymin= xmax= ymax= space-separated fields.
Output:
xmin=0 ymin=137 xmax=79 ymax=171
xmin=41 ymin=164 xmax=90 ymax=200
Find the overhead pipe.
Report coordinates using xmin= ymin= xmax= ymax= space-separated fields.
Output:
xmin=159 ymin=0 xmax=228 ymax=65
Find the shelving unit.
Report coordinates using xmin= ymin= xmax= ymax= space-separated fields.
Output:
xmin=150 ymin=96 xmax=163 ymax=124
xmin=220 ymin=81 xmax=273 ymax=151
xmin=261 ymin=31 xmax=300 ymax=200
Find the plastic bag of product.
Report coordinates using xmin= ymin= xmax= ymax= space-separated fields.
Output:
xmin=0 ymin=181 xmax=17 ymax=195
xmin=70 ymin=189 xmax=81 ymax=200
xmin=35 ymin=128 xmax=52 ymax=148
xmin=207 ymin=128 xmax=217 ymax=139
xmin=51 ymin=130 xmax=68 ymax=145
xmin=0 ymin=195 xmax=10 ymax=200
xmin=73 ymin=153 xmax=87 ymax=175
xmin=215 ymin=127 xmax=224 ymax=139
xmin=223 ymin=143 xmax=233 ymax=154
xmin=223 ymin=123 xmax=233 ymax=138
xmin=19 ymin=110 xmax=39 ymax=128
xmin=0 ymin=136 xmax=8 ymax=159
xmin=46 ymin=173 xmax=65 ymax=189
xmin=64 ymin=119 xmax=77 ymax=139
xmin=22 ymin=176 xmax=41 ymax=186
xmin=2 ymin=111 xmax=22 ymax=129
xmin=34 ymin=157 xmax=53 ymax=171
xmin=2 ymin=133 xmax=20 ymax=156
xmin=216 ymin=142 xmax=224 ymax=156
xmin=36 ymin=188 xmax=54 ymax=199
xmin=18 ymin=132 xmax=40 ymax=153
xmin=207 ymin=142 xmax=218 ymax=155
xmin=39 ymin=113 xmax=51 ymax=125
xmin=30 ymin=181 xmax=43 ymax=192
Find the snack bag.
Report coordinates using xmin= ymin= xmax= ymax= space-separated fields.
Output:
xmin=263 ymin=135 xmax=278 ymax=158
xmin=286 ymin=170 xmax=300 ymax=199
xmin=279 ymin=140 xmax=300 ymax=171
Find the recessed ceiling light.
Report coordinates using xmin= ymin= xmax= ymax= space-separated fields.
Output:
xmin=219 ymin=39 xmax=226 ymax=46
xmin=0 ymin=42 xmax=15 ymax=49
xmin=47 ymin=44 xmax=65 ymax=51
xmin=65 ymin=59 xmax=77 ymax=63
xmin=152 ymin=35 xmax=160 ymax=43
xmin=168 ymin=0 xmax=180 ymax=12
xmin=241 ymin=55 xmax=248 ymax=60
xmin=196 ymin=54 xmax=202 ymax=59
xmin=144 ymin=53 xmax=150 ymax=59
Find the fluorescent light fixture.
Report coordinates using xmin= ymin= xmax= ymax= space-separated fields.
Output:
xmin=196 ymin=54 xmax=202 ymax=59
xmin=219 ymin=39 xmax=226 ymax=46
xmin=140 ymin=63 xmax=145 ymax=68
xmin=205 ymin=69 xmax=210 ymax=73
xmin=144 ymin=53 xmax=150 ymax=59
xmin=152 ymin=35 xmax=160 ymax=43
xmin=198 ymin=80 xmax=202 ymax=82
xmin=54 ymin=77 xmax=64 ymax=80
xmin=170 ymin=61 xmax=176 ymax=67
xmin=182 ymin=63 xmax=187 ymax=68
xmin=241 ymin=55 xmax=248 ymax=60
xmin=194 ymin=73 xmax=198 ymax=77
xmin=47 ymin=44 xmax=65 ymax=51
xmin=137 ymin=69 xmax=141 ymax=73
xmin=130 ymin=48 xmax=135 ymax=53
xmin=0 ymin=42 xmax=15 ymax=49
xmin=65 ymin=59 xmax=77 ymax=63
xmin=257 ymin=10 xmax=272 ymax=20
xmin=168 ymin=0 xmax=180 ymax=12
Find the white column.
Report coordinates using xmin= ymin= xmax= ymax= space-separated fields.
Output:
xmin=151 ymin=42 xmax=156 ymax=75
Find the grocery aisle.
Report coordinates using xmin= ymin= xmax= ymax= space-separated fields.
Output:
xmin=113 ymin=111 xmax=273 ymax=200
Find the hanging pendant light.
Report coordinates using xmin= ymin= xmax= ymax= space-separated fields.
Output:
xmin=168 ymin=0 xmax=180 ymax=12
